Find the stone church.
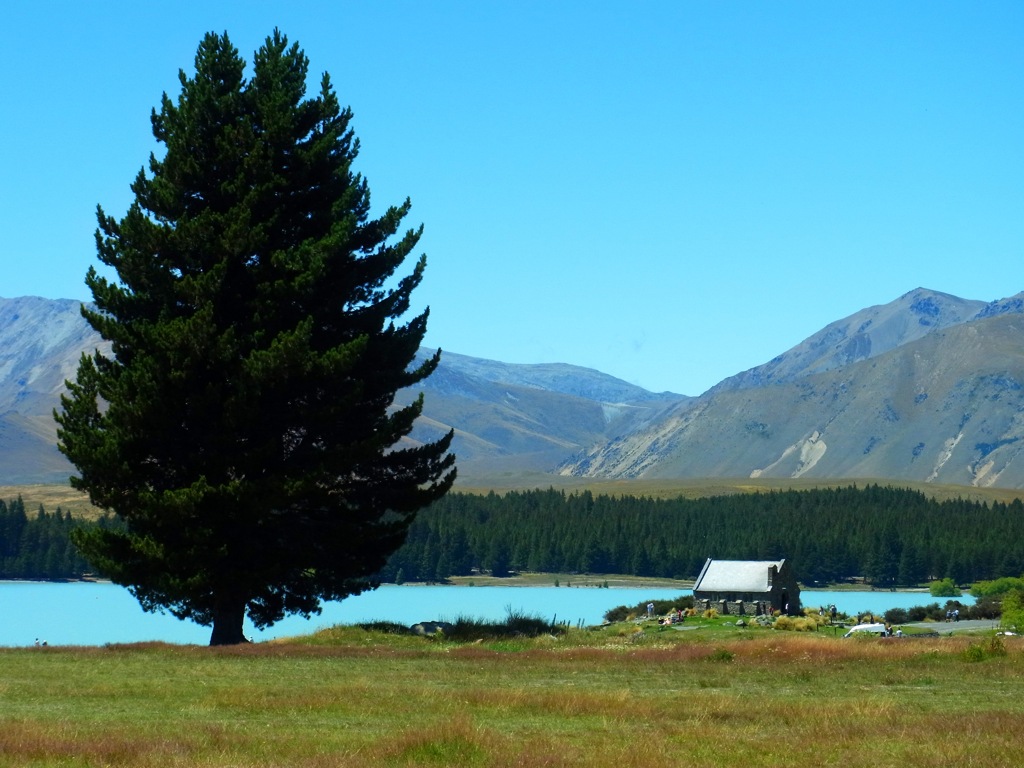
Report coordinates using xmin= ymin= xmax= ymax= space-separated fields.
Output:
xmin=692 ymin=558 xmax=801 ymax=616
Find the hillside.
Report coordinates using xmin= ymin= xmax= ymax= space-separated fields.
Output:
xmin=560 ymin=291 xmax=1024 ymax=487
xmin=397 ymin=349 xmax=689 ymax=480
xmin=0 ymin=297 xmax=111 ymax=483
xmin=5 ymin=288 xmax=1024 ymax=489
xmin=0 ymin=296 xmax=688 ymax=486
xmin=709 ymin=288 xmax=989 ymax=392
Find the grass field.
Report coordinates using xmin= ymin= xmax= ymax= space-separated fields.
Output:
xmin=0 ymin=485 xmax=100 ymax=520
xmin=454 ymin=474 xmax=1024 ymax=504
xmin=1 ymin=621 xmax=1021 ymax=767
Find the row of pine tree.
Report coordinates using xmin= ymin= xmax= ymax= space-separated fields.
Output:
xmin=0 ymin=498 xmax=93 ymax=580
xmin=381 ymin=485 xmax=1024 ymax=586
xmin=4 ymin=485 xmax=1022 ymax=586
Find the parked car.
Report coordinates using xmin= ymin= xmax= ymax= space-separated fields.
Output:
xmin=843 ymin=622 xmax=888 ymax=638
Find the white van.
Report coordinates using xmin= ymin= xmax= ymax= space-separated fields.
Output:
xmin=843 ymin=622 xmax=888 ymax=638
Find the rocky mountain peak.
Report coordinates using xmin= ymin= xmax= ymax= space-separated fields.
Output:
xmin=708 ymin=288 xmax=988 ymax=395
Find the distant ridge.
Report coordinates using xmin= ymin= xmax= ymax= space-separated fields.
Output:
xmin=560 ymin=289 xmax=1024 ymax=488
xmin=709 ymin=288 xmax=988 ymax=392
xmin=4 ymin=289 xmax=1024 ymax=488
xmin=0 ymin=296 xmax=688 ymax=485
xmin=399 ymin=350 xmax=690 ymax=480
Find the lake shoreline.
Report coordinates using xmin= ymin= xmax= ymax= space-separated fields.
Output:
xmin=411 ymin=572 xmax=937 ymax=593
xmin=2 ymin=572 xmax=940 ymax=594
xmin=1 ymin=581 xmax=968 ymax=647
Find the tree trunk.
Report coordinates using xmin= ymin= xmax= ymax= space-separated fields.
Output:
xmin=209 ymin=601 xmax=248 ymax=646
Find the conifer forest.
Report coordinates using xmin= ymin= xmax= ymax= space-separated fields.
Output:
xmin=382 ymin=485 xmax=1024 ymax=586
xmin=0 ymin=498 xmax=94 ymax=579
xmin=3 ymin=485 xmax=1022 ymax=586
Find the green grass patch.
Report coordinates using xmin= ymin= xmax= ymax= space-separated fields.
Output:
xmin=1 ymin=628 xmax=1022 ymax=766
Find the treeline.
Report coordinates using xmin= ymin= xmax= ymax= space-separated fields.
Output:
xmin=381 ymin=485 xmax=1024 ymax=586
xmin=0 ymin=497 xmax=95 ymax=580
xmin=7 ymin=484 xmax=1024 ymax=586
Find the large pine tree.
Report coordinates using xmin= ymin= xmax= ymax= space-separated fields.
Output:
xmin=55 ymin=31 xmax=456 ymax=645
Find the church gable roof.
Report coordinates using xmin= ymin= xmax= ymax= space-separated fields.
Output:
xmin=693 ymin=559 xmax=786 ymax=593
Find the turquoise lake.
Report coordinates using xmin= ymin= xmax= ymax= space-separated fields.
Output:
xmin=0 ymin=581 xmax=972 ymax=647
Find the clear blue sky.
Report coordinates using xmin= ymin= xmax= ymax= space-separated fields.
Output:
xmin=2 ymin=2 xmax=1021 ymax=395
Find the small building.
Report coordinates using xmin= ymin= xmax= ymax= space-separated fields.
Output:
xmin=692 ymin=558 xmax=801 ymax=616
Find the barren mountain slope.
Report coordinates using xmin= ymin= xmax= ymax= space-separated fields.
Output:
xmin=397 ymin=351 xmax=690 ymax=478
xmin=710 ymin=288 xmax=988 ymax=393
xmin=0 ymin=296 xmax=688 ymax=484
xmin=560 ymin=312 xmax=1024 ymax=487
xmin=6 ymin=290 xmax=1024 ymax=488
xmin=0 ymin=297 xmax=110 ymax=483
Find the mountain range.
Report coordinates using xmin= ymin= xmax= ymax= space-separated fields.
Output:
xmin=559 ymin=288 xmax=1024 ymax=487
xmin=2 ymin=288 xmax=1023 ymax=488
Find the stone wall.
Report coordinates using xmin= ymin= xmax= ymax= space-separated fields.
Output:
xmin=696 ymin=598 xmax=774 ymax=616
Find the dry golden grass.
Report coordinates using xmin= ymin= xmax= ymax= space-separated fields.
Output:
xmin=454 ymin=474 xmax=1024 ymax=505
xmin=0 ymin=630 xmax=1021 ymax=767
xmin=0 ymin=483 xmax=99 ymax=519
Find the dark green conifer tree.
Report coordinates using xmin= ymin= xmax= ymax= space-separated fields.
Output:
xmin=56 ymin=30 xmax=455 ymax=645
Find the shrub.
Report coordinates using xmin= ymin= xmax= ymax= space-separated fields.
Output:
xmin=959 ymin=637 xmax=1007 ymax=662
xmin=794 ymin=617 xmax=819 ymax=632
xmin=903 ymin=601 xmax=974 ymax=622
xmin=436 ymin=610 xmax=563 ymax=641
xmin=602 ymin=595 xmax=693 ymax=623
xmin=773 ymin=615 xmax=819 ymax=632
xmin=884 ymin=607 xmax=910 ymax=625
xmin=987 ymin=635 xmax=1008 ymax=657
xmin=962 ymin=643 xmax=986 ymax=663
xmin=358 ymin=621 xmax=413 ymax=635
xmin=705 ymin=647 xmax=734 ymax=662
xmin=649 ymin=596 xmax=694 ymax=615
xmin=968 ymin=596 xmax=1001 ymax=620
xmin=908 ymin=602 xmax=943 ymax=622
xmin=503 ymin=608 xmax=555 ymax=636
xmin=603 ymin=605 xmax=629 ymax=623
xmin=971 ymin=575 xmax=1024 ymax=599
xmin=1000 ymin=590 xmax=1024 ymax=632
xmin=929 ymin=578 xmax=961 ymax=597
